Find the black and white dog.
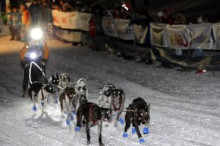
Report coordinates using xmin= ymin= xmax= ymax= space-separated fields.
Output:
xmin=98 ymin=84 xmax=115 ymax=107
xmin=98 ymin=84 xmax=125 ymax=126
xmin=59 ymin=86 xmax=78 ymax=125
xmin=49 ymin=73 xmax=70 ymax=103
xmin=75 ymin=102 xmax=112 ymax=146
xmin=29 ymin=82 xmax=56 ymax=112
xmin=75 ymin=78 xmax=88 ymax=98
xmin=110 ymin=88 xmax=125 ymax=126
xmin=123 ymin=97 xmax=150 ymax=143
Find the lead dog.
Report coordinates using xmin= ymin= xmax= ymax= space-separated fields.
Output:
xmin=123 ymin=97 xmax=150 ymax=143
xmin=75 ymin=102 xmax=113 ymax=146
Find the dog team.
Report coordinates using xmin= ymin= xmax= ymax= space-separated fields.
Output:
xmin=28 ymin=73 xmax=150 ymax=145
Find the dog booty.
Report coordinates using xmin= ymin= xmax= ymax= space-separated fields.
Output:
xmin=139 ymin=138 xmax=145 ymax=143
xmin=75 ymin=126 xmax=80 ymax=131
xmin=122 ymin=132 xmax=128 ymax=138
xmin=143 ymin=127 xmax=149 ymax=134
xmin=72 ymin=111 xmax=76 ymax=115
xmin=118 ymin=117 xmax=124 ymax=125
xmin=66 ymin=120 xmax=71 ymax=125
xmin=132 ymin=127 xmax=136 ymax=134
xmin=41 ymin=102 xmax=44 ymax=107
xmin=70 ymin=115 xmax=74 ymax=121
xmin=32 ymin=105 xmax=37 ymax=111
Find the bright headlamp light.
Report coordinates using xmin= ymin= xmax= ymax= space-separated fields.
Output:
xmin=30 ymin=52 xmax=37 ymax=59
xmin=30 ymin=28 xmax=43 ymax=40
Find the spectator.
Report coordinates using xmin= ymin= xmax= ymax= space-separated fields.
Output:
xmin=29 ymin=0 xmax=43 ymax=27
xmin=20 ymin=3 xmax=30 ymax=42
xmin=9 ymin=6 xmax=21 ymax=41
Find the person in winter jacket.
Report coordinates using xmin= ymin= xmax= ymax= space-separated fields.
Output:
xmin=9 ymin=7 xmax=21 ymax=41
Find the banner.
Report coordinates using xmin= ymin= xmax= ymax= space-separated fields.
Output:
xmin=150 ymin=23 xmax=168 ymax=47
xmin=55 ymin=29 xmax=82 ymax=42
xmin=52 ymin=10 xmax=91 ymax=31
xmin=133 ymin=24 xmax=148 ymax=44
xmin=101 ymin=16 xmax=118 ymax=37
xmin=115 ymin=19 xmax=134 ymax=40
xmin=78 ymin=13 xmax=92 ymax=31
xmin=187 ymin=23 xmax=213 ymax=49
xmin=213 ymin=23 xmax=220 ymax=50
xmin=166 ymin=25 xmax=190 ymax=49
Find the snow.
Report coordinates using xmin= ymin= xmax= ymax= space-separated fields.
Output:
xmin=0 ymin=35 xmax=220 ymax=146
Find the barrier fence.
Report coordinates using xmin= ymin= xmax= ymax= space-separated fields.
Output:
xmin=101 ymin=17 xmax=220 ymax=50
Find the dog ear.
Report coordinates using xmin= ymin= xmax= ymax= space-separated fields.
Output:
xmin=56 ymin=73 xmax=59 ymax=78
xmin=148 ymin=103 xmax=150 ymax=111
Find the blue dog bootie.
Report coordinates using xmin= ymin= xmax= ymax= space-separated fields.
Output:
xmin=32 ymin=105 xmax=37 ymax=111
xmin=122 ymin=132 xmax=128 ymax=138
xmin=75 ymin=126 xmax=80 ymax=132
xmin=132 ymin=127 xmax=136 ymax=134
xmin=72 ymin=111 xmax=76 ymax=115
xmin=118 ymin=117 xmax=124 ymax=125
xmin=139 ymin=138 xmax=146 ymax=143
xmin=143 ymin=127 xmax=149 ymax=134
xmin=66 ymin=120 xmax=71 ymax=125
xmin=41 ymin=102 xmax=44 ymax=107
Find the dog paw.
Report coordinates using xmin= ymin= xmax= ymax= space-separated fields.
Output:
xmin=32 ymin=105 xmax=37 ymax=111
xmin=87 ymin=141 xmax=91 ymax=145
xmin=143 ymin=127 xmax=149 ymax=134
xmin=72 ymin=111 xmax=76 ymax=115
xmin=118 ymin=118 xmax=124 ymax=125
xmin=132 ymin=127 xmax=136 ymax=134
xmin=75 ymin=126 xmax=80 ymax=131
xmin=122 ymin=132 xmax=128 ymax=138
xmin=139 ymin=138 xmax=145 ymax=143
xmin=41 ymin=102 xmax=44 ymax=107
xmin=66 ymin=120 xmax=71 ymax=125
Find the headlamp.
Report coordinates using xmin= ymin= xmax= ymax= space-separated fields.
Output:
xmin=30 ymin=28 xmax=43 ymax=40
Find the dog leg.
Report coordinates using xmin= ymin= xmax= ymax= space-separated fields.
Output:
xmin=134 ymin=122 xmax=142 ymax=139
xmin=76 ymin=112 xmax=83 ymax=128
xmin=124 ymin=113 xmax=131 ymax=133
xmin=59 ymin=97 xmax=64 ymax=117
xmin=98 ymin=121 xmax=104 ymax=146
xmin=115 ymin=110 xmax=123 ymax=126
xmin=86 ymin=122 xmax=91 ymax=144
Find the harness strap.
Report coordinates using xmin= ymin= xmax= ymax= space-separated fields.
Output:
xmin=29 ymin=61 xmax=46 ymax=84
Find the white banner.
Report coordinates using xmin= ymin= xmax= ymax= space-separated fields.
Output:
xmin=166 ymin=25 xmax=190 ymax=49
xmin=101 ymin=17 xmax=118 ymax=37
xmin=213 ymin=23 xmax=220 ymax=50
xmin=55 ymin=29 xmax=82 ymax=42
xmin=133 ymin=24 xmax=148 ymax=44
xmin=115 ymin=19 xmax=134 ymax=40
xmin=78 ymin=13 xmax=92 ymax=31
xmin=52 ymin=10 xmax=91 ymax=31
xmin=150 ymin=23 xmax=168 ymax=47
xmin=187 ymin=23 xmax=213 ymax=49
